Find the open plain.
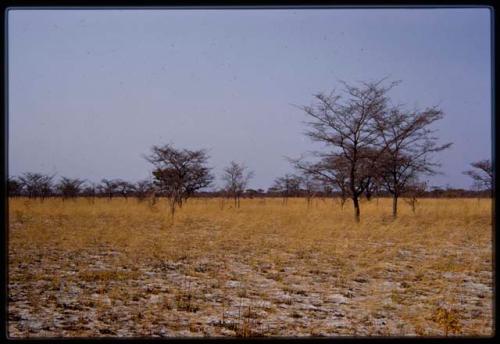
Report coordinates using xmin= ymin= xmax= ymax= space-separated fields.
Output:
xmin=8 ymin=197 xmax=493 ymax=337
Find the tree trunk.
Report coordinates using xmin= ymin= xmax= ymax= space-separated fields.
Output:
xmin=392 ymin=195 xmax=398 ymax=219
xmin=352 ymin=196 xmax=360 ymax=222
xmin=349 ymin=168 xmax=359 ymax=221
xmin=169 ymin=200 xmax=176 ymax=223
xmin=411 ymin=200 xmax=416 ymax=213
xmin=365 ymin=189 xmax=372 ymax=201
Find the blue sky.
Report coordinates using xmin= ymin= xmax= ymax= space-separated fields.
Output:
xmin=8 ymin=8 xmax=491 ymax=190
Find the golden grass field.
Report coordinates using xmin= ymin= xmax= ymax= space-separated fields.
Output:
xmin=8 ymin=196 xmax=493 ymax=337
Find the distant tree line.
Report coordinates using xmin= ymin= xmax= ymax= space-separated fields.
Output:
xmin=7 ymin=173 xmax=154 ymax=201
xmin=8 ymin=165 xmax=491 ymax=202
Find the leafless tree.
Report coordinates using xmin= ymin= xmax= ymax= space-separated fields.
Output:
xmin=271 ymin=174 xmax=302 ymax=205
xmin=18 ymin=172 xmax=55 ymax=200
xmin=374 ymin=107 xmax=452 ymax=218
xmin=463 ymin=159 xmax=493 ymax=193
xmin=114 ymin=180 xmax=136 ymax=200
xmin=290 ymin=155 xmax=348 ymax=209
xmin=99 ymin=179 xmax=119 ymax=199
xmin=135 ymin=179 xmax=155 ymax=202
xmin=221 ymin=161 xmax=254 ymax=208
xmin=403 ymin=179 xmax=427 ymax=213
xmin=82 ymin=182 xmax=98 ymax=203
xmin=56 ymin=177 xmax=86 ymax=200
xmin=363 ymin=171 xmax=384 ymax=202
xmin=320 ymin=184 xmax=335 ymax=206
xmin=145 ymin=144 xmax=214 ymax=219
xmin=300 ymin=173 xmax=321 ymax=208
xmin=299 ymin=79 xmax=397 ymax=221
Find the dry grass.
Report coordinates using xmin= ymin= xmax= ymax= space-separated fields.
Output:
xmin=8 ymin=197 xmax=493 ymax=337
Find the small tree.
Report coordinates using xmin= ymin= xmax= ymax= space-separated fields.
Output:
xmin=99 ymin=179 xmax=119 ymax=199
xmin=82 ymin=182 xmax=97 ymax=203
xmin=145 ymin=144 xmax=214 ymax=219
xmin=321 ymin=184 xmax=335 ymax=205
xmin=135 ymin=179 xmax=155 ymax=202
xmin=289 ymin=154 xmax=350 ymax=210
xmin=403 ymin=180 xmax=427 ymax=213
xmin=8 ymin=177 xmax=23 ymax=197
xmin=463 ymin=159 xmax=493 ymax=194
xmin=56 ymin=177 xmax=85 ymax=200
xmin=300 ymin=173 xmax=321 ymax=208
xmin=364 ymin=173 xmax=383 ymax=202
xmin=221 ymin=161 xmax=254 ymax=208
xmin=115 ymin=180 xmax=136 ymax=200
xmin=271 ymin=174 xmax=302 ymax=205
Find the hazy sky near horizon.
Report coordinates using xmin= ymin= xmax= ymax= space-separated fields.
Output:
xmin=8 ymin=8 xmax=491 ymax=190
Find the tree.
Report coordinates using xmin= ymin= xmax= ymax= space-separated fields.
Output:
xmin=135 ymin=179 xmax=155 ymax=201
xmin=8 ymin=177 xmax=23 ymax=197
xmin=99 ymin=179 xmax=119 ymax=199
xmin=290 ymin=155 xmax=350 ymax=209
xmin=363 ymin=171 xmax=383 ymax=201
xmin=145 ymin=144 xmax=214 ymax=219
xmin=244 ymin=189 xmax=260 ymax=198
xmin=374 ymin=107 xmax=452 ymax=218
xmin=114 ymin=180 xmax=136 ymax=200
xmin=403 ymin=180 xmax=427 ymax=213
xmin=18 ymin=172 xmax=55 ymax=200
xmin=299 ymin=79 xmax=396 ymax=221
xmin=271 ymin=174 xmax=302 ymax=205
xmin=463 ymin=159 xmax=493 ymax=193
xmin=56 ymin=177 xmax=85 ymax=200
xmin=300 ymin=173 xmax=321 ymax=208
xmin=81 ymin=182 xmax=98 ymax=203
xmin=221 ymin=161 xmax=254 ymax=208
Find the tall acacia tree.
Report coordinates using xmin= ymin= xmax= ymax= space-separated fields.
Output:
xmin=221 ymin=161 xmax=254 ymax=208
xmin=374 ymin=107 xmax=452 ymax=218
xmin=300 ymin=79 xmax=396 ymax=221
xmin=145 ymin=144 xmax=214 ymax=219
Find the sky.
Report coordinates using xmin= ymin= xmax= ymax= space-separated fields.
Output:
xmin=8 ymin=8 xmax=492 ymax=190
